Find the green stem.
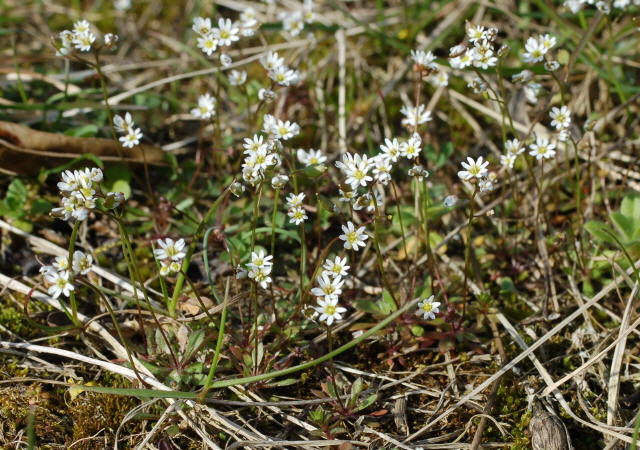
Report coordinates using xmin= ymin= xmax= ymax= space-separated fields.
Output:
xmin=67 ymin=221 xmax=81 ymax=325
xmin=170 ymin=184 xmax=231 ymax=314
xmin=199 ymin=279 xmax=230 ymax=402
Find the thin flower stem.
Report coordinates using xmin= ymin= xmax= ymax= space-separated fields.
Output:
xmin=199 ymin=278 xmax=230 ymax=402
xmin=461 ymin=187 xmax=478 ymax=323
xmin=206 ymin=296 xmax=421 ymax=389
xmin=326 ymin=324 xmax=346 ymax=411
xmin=391 ymin=181 xmax=408 ymax=259
xmin=67 ymin=221 xmax=81 ymax=325
xmin=116 ymin=218 xmax=180 ymax=370
xmin=81 ymin=280 xmax=149 ymax=387
xmin=170 ymin=183 xmax=231 ymax=314
xmin=368 ymin=186 xmax=399 ymax=308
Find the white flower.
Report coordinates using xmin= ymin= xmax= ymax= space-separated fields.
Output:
xmin=248 ymin=266 xmax=272 ymax=289
xmin=212 ymin=18 xmax=240 ymax=47
xmin=288 ymin=206 xmax=308 ymax=225
xmin=72 ymin=250 xmax=93 ymax=275
xmin=191 ymin=93 xmax=216 ymax=119
xmin=522 ymin=36 xmax=547 ymax=63
xmin=505 ymin=138 xmax=524 ymax=155
xmin=410 ymin=49 xmax=437 ymax=69
xmin=57 ymin=170 xmax=80 ymax=192
xmin=286 ymin=192 xmax=305 ymax=208
xmin=220 ymin=53 xmax=232 ymax=67
xmin=539 ymin=34 xmax=556 ymax=51
xmin=119 ymin=128 xmax=143 ymax=148
xmin=400 ymin=134 xmax=422 ymax=159
xmin=429 ymin=70 xmax=449 ymax=87
xmin=323 ymin=256 xmax=350 ymax=278
xmin=245 ymin=147 xmax=275 ymax=172
xmin=229 ymin=70 xmax=247 ymax=86
xmin=272 ymin=119 xmax=300 ymax=140
xmin=160 ymin=261 xmax=182 ymax=277
xmin=339 ymin=221 xmax=368 ymax=251
xmin=311 ymin=274 xmax=344 ymax=301
xmin=269 ymin=65 xmax=298 ymax=86
xmin=197 ymin=34 xmax=218 ymax=56
xmin=528 ymin=136 xmax=556 ymax=160
xmin=379 ymin=138 xmax=402 ymax=163
xmin=73 ymin=20 xmax=91 ymax=35
xmin=342 ymin=154 xmax=373 ymax=190
xmin=113 ymin=112 xmax=135 ymax=134
xmin=400 ymin=104 xmax=432 ymax=128
xmin=240 ymin=8 xmax=258 ymax=28
xmin=297 ymin=149 xmax=327 ymax=166
xmin=558 ymin=129 xmax=570 ymax=142
xmin=243 ymin=135 xmax=267 ymax=154
xmin=282 ymin=11 xmax=305 ymax=36
xmin=192 ymin=17 xmax=212 ymax=36
xmin=314 ymin=297 xmax=347 ymax=326
xmin=443 ymin=195 xmax=458 ymax=207
xmin=549 ymin=105 xmax=571 ymax=130
xmin=467 ymin=25 xmax=486 ymax=44
xmin=271 ymin=174 xmax=289 ymax=189
xmin=247 ymin=249 xmax=273 ymax=271
xmin=154 ymin=238 xmax=186 ymax=261
xmin=524 ymin=82 xmax=542 ymax=104
xmin=416 ymin=295 xmax=440 ymax=320
xmin=500 ymin=153 xmax=517 ymax=169
xmin=372 ymin=155 xmax=393 ymax=185
xmin=260 ymin=51 xmax=285 ymax=72
xmin=45 ymin=270 xmax=74 ymax=298
xmin=450 ymin=49 xmax=474 ymax=69
xmin=73 ymin=31 xmax=96 ymax=52
xmin=457 ymin=156 xmax=489 ymax=180
xmin=258 ymin=88 xmax=276 ymax=102
xmin=53 ymin=255 xmax=70 ymax=272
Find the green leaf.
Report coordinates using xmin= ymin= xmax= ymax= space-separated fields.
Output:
xmin=30 ymin=199 xmax=53 ymax=216
xmin=5 ymin=178 xmax=28 ymax=212
xmin=410 ymin=324 xmax=424 ymax=336
xmin=620 ymin=193 xmax=640 ymax=222
xmin=585 ymin=220 xmax=618 ymax=245
xmin=354 ymin=299 xmax=382 ymax=315
xmin=354 ymin=393 xmax=377 ymax=412
xmin=183 ymin=328 xmax=206 ymax=362
xmin=610 ymin=212 xmax=634 ymax=241
xmin=266 ymin=378 xmax=299 ymax=387
xmin=379 ymin=290 xmax=398 ymax=314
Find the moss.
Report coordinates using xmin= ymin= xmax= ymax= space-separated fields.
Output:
xmin=0 ymin=383 xmax=67 ymax=447
xmin=69 ymin=391 xmax=139 ymax=449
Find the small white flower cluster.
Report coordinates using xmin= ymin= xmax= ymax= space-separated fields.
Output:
xmin=410 ymin=49 xmax=449 ymax=87
xmin=416 ymin=295 xmax=441 ymax=320
xmin=260 ymin=51 xmax=302 ymax=87
xmin=448 ymin=24 xmax=502 ymax=71
xmin=154 ymin=238 xmax=186 ymax=276
xmin=52 ymin=168 xmax=106 ymax=221
xmin=191 ymin=93 xmax=216 ymax=120
xmin=500 ymin=138 xmax=525 ymax=170
xmin=56 ymin=20 xmax=97 ymax=55
xmin=113 ymin=112 xmax=143 ymax=148
xmin=521 ymin=34 xmax=556 ymax=64
xmin=564 ymin=0 xmax=640 ymax=13
xmin=286 ymin=193 xmax=308 ymax=225
xmin=311 ymin=255 xmax=350 ymax=326
xmin=457 ymin=156 xmax=497 ymax=192
xmin=246 ymin=249 xmax=274 ymax=289
xmin=193 ymin=17 xmax=243 ymax=57
xmin=278 ymin=0 xmax=314 ymax=37
xmin=240 ymin=113 xmax=299 ymax=186
xmin=549 ymin=105 xmax=572 ymax=142
xmin=40 ymin=250 xmax=93 ymax=299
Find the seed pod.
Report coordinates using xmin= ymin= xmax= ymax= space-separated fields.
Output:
xmin=529 ymin=397 xmax=573 ymax=450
